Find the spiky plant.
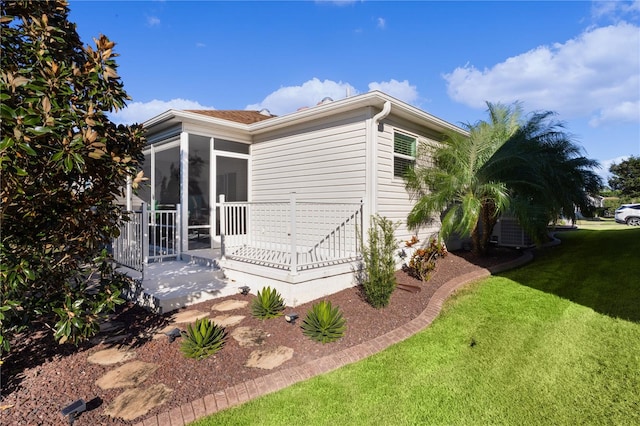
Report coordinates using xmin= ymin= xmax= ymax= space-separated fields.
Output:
xmin=180 ymin=318 xmax=226 ymax=360
xmin=302 ymin=300 xmax=346 ymax=344
xmin=251 ymin=286 xmax=285 ymax=319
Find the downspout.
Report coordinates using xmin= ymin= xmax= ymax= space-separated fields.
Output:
xmin=365 ymin=100 xmax=391 ymax=226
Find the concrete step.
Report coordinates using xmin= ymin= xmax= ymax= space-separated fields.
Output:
xmin=181 ymin=253 xmax=222 ymax=270
xmin=121 ymin=259 xmax=237 ymax=314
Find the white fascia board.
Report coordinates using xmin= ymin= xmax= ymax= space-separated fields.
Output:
xmin=143 ymin=109 xmax=250 ymax=133
xmin=247 ymin=91 xmax=468 ymax=137
xmin=142 ymin=91 xmax=468 ymax=140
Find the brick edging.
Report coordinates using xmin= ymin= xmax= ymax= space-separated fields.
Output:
xmin=135 ymin=252 xmax=534 ymax=426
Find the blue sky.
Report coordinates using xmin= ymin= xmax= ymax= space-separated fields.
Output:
xmin=68 ymin=0 xmax=640 ymax=182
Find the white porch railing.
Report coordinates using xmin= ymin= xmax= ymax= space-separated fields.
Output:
xmin=112 ymin=203 xmax=181 ymax=278
xmin=219 ymin=194 xmax=363 ymax=274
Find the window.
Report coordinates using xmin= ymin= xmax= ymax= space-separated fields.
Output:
xmin=393 ymin=132 xmax=416 ymax=178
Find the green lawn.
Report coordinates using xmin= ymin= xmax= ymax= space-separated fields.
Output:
xmin=192 ymin=227 xmax=640 ymax=425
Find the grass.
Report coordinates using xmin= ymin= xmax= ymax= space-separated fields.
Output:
xmin=191 ymin=226 xmax=640 ymax=425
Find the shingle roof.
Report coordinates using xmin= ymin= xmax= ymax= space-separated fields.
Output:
xmin=185 ymin=110 xmax=276 ymax=124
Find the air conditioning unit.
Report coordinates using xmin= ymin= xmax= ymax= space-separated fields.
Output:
xmin=490 ymin=217 xmax=534 ymax=249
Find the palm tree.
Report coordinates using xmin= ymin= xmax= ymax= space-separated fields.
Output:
xmin=406 ymin=102 xmax=602 ymax=254
xmin=487 ymin=111 xmax=602 ymax=240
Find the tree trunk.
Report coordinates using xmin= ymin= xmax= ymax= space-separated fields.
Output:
xmin=477 ymin=201 xmax=498 ymax=255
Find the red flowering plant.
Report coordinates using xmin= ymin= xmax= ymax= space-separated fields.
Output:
xmin=402 ymin=238 xmax=448 ymax=282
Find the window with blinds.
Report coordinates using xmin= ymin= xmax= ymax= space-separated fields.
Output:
xmin=393 ymin=132 xmax=416 ymax=178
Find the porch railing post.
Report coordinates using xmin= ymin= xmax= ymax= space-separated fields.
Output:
xmin=290 ymin=192 xmax=297 ymax=275
xmin=219 ymin=194 xmax=226 ymax=260
xmin=175 ymin=203 xmax=181 ymax=259
xmin=141 ymin=202 xmax=149 ymax=280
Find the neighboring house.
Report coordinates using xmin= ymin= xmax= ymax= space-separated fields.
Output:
xmin=116 ymin=91 xmax=467 ymax=309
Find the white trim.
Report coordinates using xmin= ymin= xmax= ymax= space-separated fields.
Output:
xmin=180 ymin=131 xmax=189 ymax=253
xmin=392 ymin=129 xmax=418 ymax=182
xmin=143 ymin=91 xmax=468 ymax=141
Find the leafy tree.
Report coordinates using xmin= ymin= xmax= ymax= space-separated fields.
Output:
xmin=406 ymin=102 xmax=601 ymax=254
xmin=0 ymin=0 xmax=146 ymax=354
xmin=405 ymin=102 xmax=520 ymax=254
xmin=608 ymin=156 xmax=640 ymax=200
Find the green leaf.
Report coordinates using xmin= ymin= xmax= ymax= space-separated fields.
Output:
xmin=14 ymin=166 xmax=28 ymax=176
xmin=19 ymin=143 xmax=37 ymax=156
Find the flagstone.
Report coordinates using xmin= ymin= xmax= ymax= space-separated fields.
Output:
xmin=95 ymin=361 xmax=158 ymax=390
xmin=170 ymin=309 xmax=209 ymax=324
xmin=212 ymin=314 xmax=245 ymax=327
xmin=211 ymin=299 xmax=249 ymax=312
xmin=246 ymin=346 xmax=294 ymax=369
xmin=87 ymin=348 xmax=136 ymax=365
xmin=104 ymin=384 xmax=172 ymax=421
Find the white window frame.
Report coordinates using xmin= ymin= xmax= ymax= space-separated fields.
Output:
xmin=393 ymin=131 xmax=417 ymax=180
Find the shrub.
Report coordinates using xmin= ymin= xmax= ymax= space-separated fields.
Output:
xmin=180 ymin=318 xmax=226 ymax=360
xmin=402 ymin=238 xmax=447 ymax=281
xmin=251 ymin=286 xmax=285 ymax=319
xmin=302 ymin=300 xmax=346 ymax=344
xmin=359 ymin=215 xmax=399 ymax=308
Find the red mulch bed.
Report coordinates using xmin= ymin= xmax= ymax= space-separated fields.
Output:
xmin=1 ymin=248 xmax=522 ymax=425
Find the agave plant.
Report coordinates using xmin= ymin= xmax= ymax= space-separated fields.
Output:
xmin=180 ymin=318 xmax=226 ymax=360
xmin=251 ymin=286 xmax=285 ymax=319
xmin=302 ymin=300 xmax=346 ymax=344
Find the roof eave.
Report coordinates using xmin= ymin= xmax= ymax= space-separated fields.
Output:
xmin=143 ymin=109 xmax=251 ymax=132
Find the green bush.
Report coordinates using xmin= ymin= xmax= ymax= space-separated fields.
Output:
xmin=402 ymin=238 xmax=447 ymax=281
xmin=180 ymin=318 xmax=226 ymax=360
xmin=359 ymin=215 xmax=399 ymax=308
xmin=302 ymin=300 xmax=346 ymax=344
xmin=251 ymin=286 xmax=285 ymax=319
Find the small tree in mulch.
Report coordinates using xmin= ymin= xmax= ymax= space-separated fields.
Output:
xmin=1 ymin=0 xmax=146 ymax=354
xmin=359 ymin=215 xmax=399 ymax=308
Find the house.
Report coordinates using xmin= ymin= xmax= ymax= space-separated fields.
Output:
xmin=115 ymin=90 xmax=467 ymax=311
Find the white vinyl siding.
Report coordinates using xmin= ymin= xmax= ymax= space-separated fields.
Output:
xmin=378 ymin=122 xmax=441 ymax=246
xmin=251 ymin=112 xmax=368 ymax=203
xmin=393 ymin=131 xmax=416 ymax=179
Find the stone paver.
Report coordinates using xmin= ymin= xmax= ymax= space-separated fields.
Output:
xmin=87 ymin=347 xmax=136 ymax=366
xmin=104 ymin=384 xmax=172 ymax=421
xmin=96 ymin=361 xmax=158 ymax=390
xmin=230 ymin=326 xmax=269 ymax=347
xmin=246 ymin=346 xmax=294 ymax=369
xmin=212 ymin=299 xmax=248 ymax=312
xmin=211 ymin=314 xmax=245 ymax=327
xmin=170 ymin=309 xmax=209 ymax=324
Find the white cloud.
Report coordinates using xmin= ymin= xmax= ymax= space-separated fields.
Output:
xmin=246 ymin=78 xmax=358 ymax=115
xmin=196 ymin=42 xmax=206 ymax=48
xmin=443 ymin=22 xmax=640 ymax=127
xmin=377 ymin=17 xmax=386 ymax=29
xmin=146 ymin=16 xmax=160 ymax=27
xmin=589 ymin=100 xmax=640 ymax=127
xmin=368 ymin=79 xmax=418 ymax=105
xmin=110 ymin=98 xmax=217 ymax=124
xmin=592 ymin=0 xmax=640 ymax=20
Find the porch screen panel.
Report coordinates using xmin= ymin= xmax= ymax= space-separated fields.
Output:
xmin=137 ymin=153 xmax=152 ymax=205
xmin=188 ymin=135 xmax=211 ymax=250
xmin=216 ymin=156 xmax=248 ymax=236
xmin=154 ymin=146 xmax=180 ymax=207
